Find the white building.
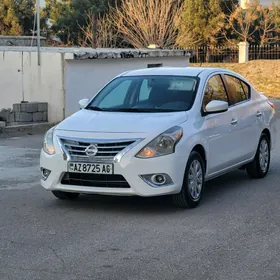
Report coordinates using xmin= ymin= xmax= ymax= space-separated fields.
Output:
xmin=0 ymin=47 xmax=190 ymax=123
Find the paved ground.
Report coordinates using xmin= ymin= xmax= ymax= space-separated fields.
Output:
xmin=0 ymin=100 xmax=280 ymax=280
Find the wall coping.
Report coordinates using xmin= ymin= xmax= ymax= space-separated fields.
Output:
xmin=0 ymin=47 xmax=191 ymax=60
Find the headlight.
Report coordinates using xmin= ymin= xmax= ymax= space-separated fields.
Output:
xmin=43 ymin=127 xmax=56 ymax=155
xmin=136 ymin=126 xmax=183 ymax=158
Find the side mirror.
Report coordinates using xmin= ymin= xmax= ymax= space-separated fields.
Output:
xmin=79 ymin=98 xmax=89 ymax=109
xmin=205 ymin=100 xmax=229 ymax=114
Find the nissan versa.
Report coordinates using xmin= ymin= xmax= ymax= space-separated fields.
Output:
xmin=40 ymin=67 xmax=277 ymax=208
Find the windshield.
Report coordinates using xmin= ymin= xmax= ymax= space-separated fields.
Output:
xmin=86 ymin=75 xmax=199 ymax=113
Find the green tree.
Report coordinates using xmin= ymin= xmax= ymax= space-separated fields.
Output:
xmin=176 ymin=0 xmax=224 ymax=61
xmin=45 ymin=0 xmax=119 ymax=45
xmin=221 ymin=0 xmax=239 ymax=16
xmin=0 ymin=0 xmax=35 ymax=35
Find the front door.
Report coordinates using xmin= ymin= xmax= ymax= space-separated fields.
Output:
xmin=201 ymin=74 xmax=237 ymax=176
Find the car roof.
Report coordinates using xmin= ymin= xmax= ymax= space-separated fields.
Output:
xmin=121 ymin=67 xmax=233 ymax=78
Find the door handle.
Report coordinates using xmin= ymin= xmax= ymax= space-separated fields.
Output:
xmin=231 ymin=119 xmax=238 ymax=125
xmin=256 ymin=111 xmax=263 ymax=118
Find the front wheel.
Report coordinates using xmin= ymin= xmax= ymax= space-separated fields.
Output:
xmin=52 ymin=191 xmax=80 ymax=200
xmin=246 ymin=133 xmax=270 ymax=179
xmin=173 ymin=151 xmax=205 ymax=209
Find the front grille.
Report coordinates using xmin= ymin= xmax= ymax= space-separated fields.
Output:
xmin=59 ymin=137 xmax=135 ymax=162
xmin=61 ymin=173 xmax=130 ymax=188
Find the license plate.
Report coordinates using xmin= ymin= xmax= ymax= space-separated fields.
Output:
xmin=68 ymin=162 xmax=113 ymax=174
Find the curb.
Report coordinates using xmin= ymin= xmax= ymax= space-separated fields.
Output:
xmin=0 ymin=122 xmax=56 ymax=138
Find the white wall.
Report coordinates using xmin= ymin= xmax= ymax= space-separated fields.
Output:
xmin=64 ymin=57 xmax=190 ymax=116
xmin=1 ymin=50 xmax=189 ymax=122
xmin=0 ymin=51 xmax=22 ymax=109
xmin=0 ymin=51 xmax=64 ymax=123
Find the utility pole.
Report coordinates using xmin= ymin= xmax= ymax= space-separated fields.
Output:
xmin=92 ymin=13 xmax=97 ymax=49
xmin=36 ymin=0 xmax=41 ymax=66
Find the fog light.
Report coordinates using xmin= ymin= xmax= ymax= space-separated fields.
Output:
xmin=140 ymin=174 xmax=173 ymax=188
xmin=41 ymin=168 xmax=51 ymax=181
xmin=151 ymin=174 xmax=167 ymax=185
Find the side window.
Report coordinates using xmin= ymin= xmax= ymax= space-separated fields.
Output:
xmin=241 ymin=81 xmax=250 ymax=100
xmin=99 ymin=80 xmax=132 ymax=107
xmin=203 ymin=75 xmax=228 ymax=111
xmin=139 ymin=79 xmax=152 ymax=101
xmin=224 ymin=75 xmax=249 ymax=105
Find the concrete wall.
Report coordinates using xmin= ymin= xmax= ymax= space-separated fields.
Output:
xmin=64 ymin=57 xmax=190 ymax=116
xmin=1 ymin=49 xmax=189 ymax=123
xmin=0 ymin=51 xmax=64 ymax=123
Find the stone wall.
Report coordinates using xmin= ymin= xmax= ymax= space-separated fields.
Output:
xmin=0 ymin=102 xmax=48 ymax=126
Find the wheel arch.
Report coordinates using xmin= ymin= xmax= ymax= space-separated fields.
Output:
xmin=262 ymin=128 xmax=271 ymax=146
xmin=191 ymin=144 xmax=207 ymax=172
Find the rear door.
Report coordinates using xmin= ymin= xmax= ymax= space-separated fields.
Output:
xmin=222 ymin=74 xmax=260 ymax=163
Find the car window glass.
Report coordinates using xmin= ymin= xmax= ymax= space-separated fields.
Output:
xmin=224 ymin=75 xmax=248 ymax=105
xmin=98 ymin=80 xmax=132 ymax=107
xmin=139 ymin=79 xmax=152 ymax=101
xmin=241 ymin=81 xmax=250 ymax=99
xmin=202 ymin=75 xmax=228 ymax=111
xmin=88 ymin=76 xmax=198 ymax=112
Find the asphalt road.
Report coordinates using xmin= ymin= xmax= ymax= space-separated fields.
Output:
xmin=1 ymin=101 xmax=280 ymax=280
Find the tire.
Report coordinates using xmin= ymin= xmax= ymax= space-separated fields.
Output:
xmin=173 ymin=151 xmax=205 ymax=209
xmin=246 ymin=133 xmax=270 ymax=179
xmin=52 ymin=191 xmax=80 ymax=200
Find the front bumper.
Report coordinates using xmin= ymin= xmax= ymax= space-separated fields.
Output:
xmin=40 ymin=141 xmax=186 ymax=198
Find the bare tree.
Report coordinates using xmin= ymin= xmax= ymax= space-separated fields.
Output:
xmin=109 ymin=0 xmax=183 ymax=49
xmin=78 ymin=11 xmax=120 ymax=48
xmin=254 ymin=3 xmax=280 ymax=47
xmin=224 ymin=0 xmax=260 ymax=43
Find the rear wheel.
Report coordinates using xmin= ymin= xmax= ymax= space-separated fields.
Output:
xmin=173 ymin=151 xmax=205 ymax=208
xmin=52 ymin=191 xmax=80 ymax=200
xmin=246 ymin=133 xmax=270 ymax=179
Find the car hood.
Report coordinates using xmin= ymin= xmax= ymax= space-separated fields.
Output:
xmin=56 ymin=109 xmax=188 ymax=133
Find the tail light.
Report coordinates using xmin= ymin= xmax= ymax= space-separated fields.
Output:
xmin=267 ymin=100 xmax=275 ymax=111
xmin=267 ymin=100 xmax=275 ymax=109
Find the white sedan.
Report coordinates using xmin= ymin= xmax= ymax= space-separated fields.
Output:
xmin=40 ymin=67 xmax=277 ymax=208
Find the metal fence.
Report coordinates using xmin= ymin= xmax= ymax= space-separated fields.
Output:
xmin=188 ymin=44 xmax=280 ymax=63
xmin=249 ymin=44 xmax=280 ymax=60
xmin=188 ymin=46 xmax=239 ymax=63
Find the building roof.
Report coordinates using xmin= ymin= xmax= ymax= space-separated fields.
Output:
xmin=0 ymin=46 xmax=191 ymax=60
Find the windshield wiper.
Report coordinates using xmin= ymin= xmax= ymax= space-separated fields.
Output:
xmin=86 ymin=106 xmax=104 ymax=111
xmin=106 ymin=108 xmax=156 ymax=113
xmin=112 ymin=108 xmax=151 ymax=112
xmin=87 ymin=107 xmax=184 ymax=113
xmin=108 ymin=108 xmax=181 ymax=113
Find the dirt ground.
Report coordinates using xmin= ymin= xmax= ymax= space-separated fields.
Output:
xmin=191 ymin=60 xmax=280 ymax=98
